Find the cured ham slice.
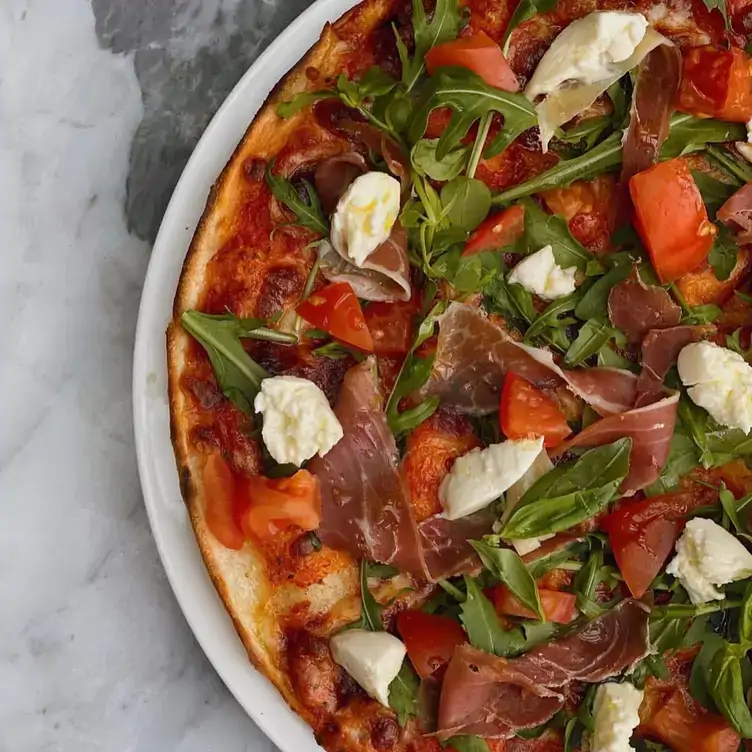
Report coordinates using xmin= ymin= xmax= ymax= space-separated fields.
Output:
xmin=551 ymin=392 xmax=680 ymax=494
xmin=314 ymin=152 xmax=367 ymax=214
xmin=438 ymin=600 xmax=650 ymax=738
xmin=423 ymin=303 xmax=636 ymax=416
xmin=636 ymin=325 xmax=715 ymax=407
xmin=718 ymin=183 xmax=752 ymax=244
xmin=608 ymin=274 xmax=681 ymax=344
xmin=310 ymin=360 xmax=493 ymax=581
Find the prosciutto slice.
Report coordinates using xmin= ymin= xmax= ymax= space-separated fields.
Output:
xmin=314 ymin=152 xmax=367 ymax=214
xmin=423 ymin=304 xmax=637 ymax=416
xmin=438 ymin=600 xmax=650 ymax=738
xmin=620 ymin=43 xmax=682 ymax=183
xmin=718 ymin=183 xmax=752 ymax=244
xmin=310 ymin=360 xmax=493 ymax=580
xmin=608 ymin=274 xmax=681 ymax=344
xmin=551 ymin=392 xmax=680 ymax=495
xmin=636 ymin=325 xmax=716 ymax=407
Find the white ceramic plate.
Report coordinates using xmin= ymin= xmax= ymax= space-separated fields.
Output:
xmin=132 ymin=2 xmax=359 ymax=749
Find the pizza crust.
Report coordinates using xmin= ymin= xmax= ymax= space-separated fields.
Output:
xmin=167 ymin=0 xmax=398 ymax=730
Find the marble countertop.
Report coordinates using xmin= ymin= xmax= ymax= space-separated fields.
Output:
xmin=1 ymin=0 xmax=314 ymax=748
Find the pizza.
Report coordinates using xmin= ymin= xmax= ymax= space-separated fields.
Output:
xmin=167 ymin=1 xmax=752 ymax=751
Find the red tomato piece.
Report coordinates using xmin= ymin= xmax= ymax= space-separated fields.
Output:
xmin=601 ymin=493 xmax=691 ymax=598
xmin=396 ymin=610 xmax=467 ymax=679
xmin=202 ymin=452 xmax=245 ymax=550
xmin=677 ymin=45 xmax=752 ymax=122
xmin=462 ymin=204 xmax=526 ymax=257
xmin=629 ymin=159 xmax=716 ymax=283
xmin=489 ymin=585 xmax=576 ymax=624
xmin=643 ymin=689 xmax=740 ymax=752
xmin=425 ymin=31 xmax=519 ymax=92
xmin=239 ymin=470 xmax=322 ymax=539
xmin=500 ymin=372 xmax=571 ymax=448
xmin=296 ymin=282 xmax=374 ymax=352
xmin=363 ymin=300 xmax=415 ymax=355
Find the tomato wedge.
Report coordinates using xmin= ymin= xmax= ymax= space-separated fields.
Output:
xmin=500 ymin=372 xmax=571 ymax=448
xmin=239 ymin=470 xmax=322 ymax=539
xmin=629 ymin=159 xmax=716 ymax=283
xmin=643 ymin=689 xmax=740 ymax=752
xmin=396 ymin=610 xmax=467 ymax=679
xmin=297 ymin=282 xmax=374 ymax=352
xmin=363 ymin=300 xmax=415 ymax=355
xmin=677 ymin=45 xmax=752 ymax=122
xmin=601 ymin=493 xmax=691 ymax=598
xmin=202 ymin=452 xmax=245 ymax=550
xmin=489 ymin=585 xmax=576 ymax=624
xmin=462 ymin=205 xmax=526 ymax=257
xmin=425 ymin=31 xmax=519 ymax=92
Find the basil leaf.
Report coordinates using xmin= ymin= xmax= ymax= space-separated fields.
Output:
xmin=265 ymin=161 xmax=329 ymax=236
xmin=700 ymin=0 xmax=731 ymax=31
xmin=519 ymin=197 xmax=596 ymax=271
xmin=574 ymin=253 xmax=632 ymax=320
xmin=564 ymin=317 xmax=621 ymax=367
xmin=708 ymin=223 xmax=739 ymax=282
xmin=502 ymin=438 xmax=632 ymax=539
xmin=441 ymin=177 xmax=492 ymax=231
xmin=460 ymin=575 xmax=523 ymax=656
xmin=470 ymin=541 xmax=544 ymax=620
xmin=181 ymin=311 xmax=271 ymax=414
xmin=409 ymin=67 xmax=537 ymax=160
xmin=691 ymin=171 xmax=737 ymax=220
xmin=337 ymin=66 xmax=398 ymax=108
xmin=526 ymin=539 xmax=588 ymax=579
xmin=412 ymin=139 xmax=470 ymax=181
xmin=388 ymin=660 xmax=420 ymax=726
xmin=387 ymin=302 xmax=446 ymax=435
xmin=399 ymin=0 xmax=463 ymax=92
xmin=277 ymin=90 xmax=337 ymax=119
xmin=501 ymin=0 xmax=557 ymax=52
xmin=443 ymin=736 xmax=490 ymax=752
xmin=707 ymin=641 xmax=752 ymax=737
xmin=661 ymin=114 xmax=746 ymax=159
xmin=573 ymin=545 xmax=605 ymax=618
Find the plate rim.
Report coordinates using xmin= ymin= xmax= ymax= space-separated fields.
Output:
xmin=132 ymin=2 xmax=359 ymax=749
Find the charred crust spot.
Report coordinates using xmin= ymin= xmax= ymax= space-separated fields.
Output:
xmin=179 ymin=467 xmax=192 ymax=501
xmin=336 ymin=669 xmax=364 ymax=707
xmin=256 ymin=266 xmax=304 ymax=319
xmin=184 ymin=376 xmax=223 ymax=409
xmin=370 ymin=716 xmax=400 ymax=750
xmin=244 ymin=157 xmax=267 ymax=182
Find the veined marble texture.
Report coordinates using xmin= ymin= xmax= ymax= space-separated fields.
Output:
xmin=0 ymin=0 xmax=313 ymax=749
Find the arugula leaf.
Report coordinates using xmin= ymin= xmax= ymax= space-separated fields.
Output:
xmin=470 ymin=541 xmax=545 ymax=620
xmin=519 ymin=197 xmax=596 ymax=271
xmin=564 ymin=317 xmax=622 ymax=367
xmin=526 ymin=539 xmax=588 ymax=579
xmin=741 ymin=581 xmax=752 ymax=643
xmin=502 ymin=439 xmax=632 ymax=539
xmin=409 ymin=67 xmax=537 ymax=160
xmin=553 ymin=115 xmax=612 ymax=157
xmin=691 ymin=171 xmax=737 ymax=220
xmin=276 ymin=90 xmax=337 ymax=119
xmin=726 ymin=328 xmax=752 ymax=360
xmin=442 ymin=736 xmax=490 ymax=752
xmin=501 ymin=0 xmax=557 ymax=53
xmin=441 ymin=177 xmax=492 ymax=231
xmin=412 ymin=139 xmax=470 ymax=181
xmin=706 ymin=641 xmax=752 ymax=737
xmin=386 ymin=302 xmax=446 ymax=435
xmin=719 ymin=483 xmax=748 ymax=537
xmin=388 ymin=660 xmax=420 ymax=726
xmin=597 ymin=344 xmax=635 ymax=371
xmin=700 ymin=0 xmax=732 ymax=32
xmin=398 ymin=0 xmax=464 ymax=92
xmin=181 ymin=311 xmax=271 ymax=414
xmin=690 ymin=633 xmax=726 ymax=711
xmin=483 ymin=272 xmax=536 ymax=332
xmin=337 ymin=67 xmax=397 ymax=108
xmin=645 ymin=426 xmax=700 ymax=496
xmin=359 ymin=559 xmax=385 ymax=631
xmin=706 ymin=144 xmax=752 ymax=185
xmin=460 ymin=575 xmax=523 ymax=656
xmin=681 ymin=396 xmax=752 ymax=468
xmin=573 ymin=544 xmax=606 ymax=618
xmin=265 ymin=161 xmax=329 ymax=235
xmin=574 ymin=253 xmax=633 ymax=320
xmin=524 ymin=288 xmax=583 ymax=351
xmin=708 ymin=223 xmax=739 ymax=282
xmin=494 ymin=114 xmax=746 ymax=205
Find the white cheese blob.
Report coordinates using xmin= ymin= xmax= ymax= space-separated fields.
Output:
xmin=526 ymin=12 xmax=649 ymax=100
xmin=439 ymin=437 xmax=544 ymax=521
xmin=677 ymin=341 xmax=752 ymax=434
xmin=666 ymin=517 xmax=752 ymax=604
xmin=330 ymin=172 xmax=401 ymax=267
xmin=329 ymin=629 xmax=406 ymax=706
xmin=507 ymin=245 xmax=577 ymax=300
xmin=503 ymin=448 xmax=556 ymax=555
xmin=591 ymin=682 xmax=644 ymax=752
xmin=254 ymin=375 xmax=343 ymax=466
